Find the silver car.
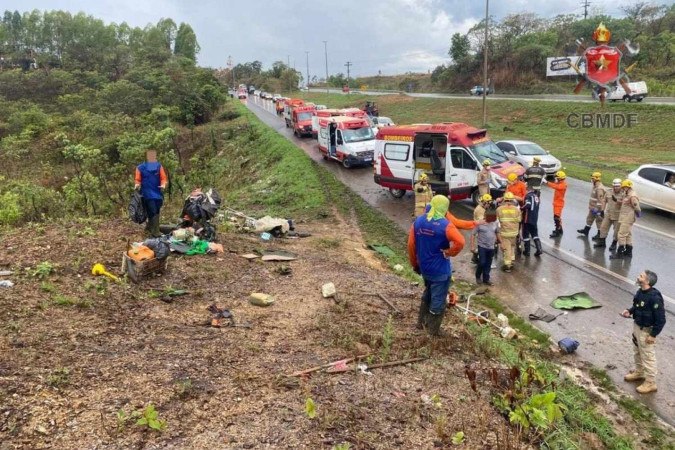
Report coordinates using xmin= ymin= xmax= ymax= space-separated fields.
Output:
xmin=627 ymin=164 xmax=675 ymax=214
xmin=496 ymin=140 xmax=562 ymax=175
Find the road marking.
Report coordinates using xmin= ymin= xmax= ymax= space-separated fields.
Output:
xmin=634 ymin=223 xmax=675 ymax=240
xmin=541 ymin=240 xmax=675 ymax=307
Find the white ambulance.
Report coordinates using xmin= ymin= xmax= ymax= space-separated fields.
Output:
xmin=317 ymin=116 xmax=376 ymax=168
xmin=373 ymin=122 xmax=525 ymax=203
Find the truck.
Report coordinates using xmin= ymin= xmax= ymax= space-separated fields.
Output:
xmin=288 ymin=105 xmax=317 ymax=137
xmin=317 ymin=116 xmax=376 ymax=168
xmin=605 ymin=81 xmax=648 ymax=102
xmin=283 ymin=98 xmax=305 ymax=127
xmin=373 ymin=122 xmax=525 ymax=203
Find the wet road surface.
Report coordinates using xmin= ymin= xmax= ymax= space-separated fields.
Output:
xmin=247 ymin=96 xmax=675 ymax=424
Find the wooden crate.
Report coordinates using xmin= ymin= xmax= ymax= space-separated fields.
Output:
xmin=122 ymin=253 xmax=169 ymax=283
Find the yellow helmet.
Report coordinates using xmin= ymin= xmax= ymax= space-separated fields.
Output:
xmin=621 ymin=179 xmax=633 ymax=188
xmin=533 ymin=156 xmax=542 ymax=163
xmin=482 ymin=159 xmax=491 ymax=166
xmin=507 ymin=173 xmax=518 ymax=182
xmin=480 ymin=193 xmax=493 ymax=202
xmin=555 ymin=170 xmax=566 ymax=179
xmin=591 ymin=171 xmax=602 ymax=180
xmin=419 ymin=172 xmax=429 ymax=181
xmin=504 ymin=192 xmax=515 ymax=201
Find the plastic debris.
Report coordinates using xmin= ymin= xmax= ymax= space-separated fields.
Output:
xmin=321 ymin=282 xmax=337 ymax=298
xmin=0 ymin=270 xmax=13 ymax=276
xmin=260 ymin=232 xmax=272 ymax=241
xmin=497 ymin=313 xmax=509 ymax=328
xmin=500 ymin=326 xmax=517 ymax=340
xmin=249 ymin=292 xmax=275 ymax=307
xmin=558 ymin=337 xmax=580 ymax=354
xmin=393 ymin=264 xmax=403 ymax=272
xmin=0 ymin=280 xmax=14 ymax=288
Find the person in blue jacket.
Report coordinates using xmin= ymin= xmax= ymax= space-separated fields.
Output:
xmin=134 ymin=149 xmax=168 ymax=237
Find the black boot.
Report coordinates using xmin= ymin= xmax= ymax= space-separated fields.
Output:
xmin=416 ymin=302 xmax=430 ymax=330
xmin=624 ymin=245 xmax=633 ymax=258
xmin=609 ymin=240 xmax=618 ymax=252
xmin=427 ymin=311 xmax=446 ymax=337
xmin=522 ymin=241 xmax=531 ymax=257
xmin=610 ymin=245 xmax=625 ymax=259
xmin=534 ymin=239 xmax=543 ymax=257
xmin=593 ymin=238 xmax=606 ymax=248
xmin=549 ymin=228 xmax=561 ymax=238
xmin=591 ymin=231 xmax=601 ymax=241
xmin=577 ymin=225 xmax=590 ymax=236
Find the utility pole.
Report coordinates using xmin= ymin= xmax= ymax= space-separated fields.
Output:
xmin=482 ymin=0 xmax=489 ymax=127
xmin=581 ymin=0 xmax=591 ymax=19
xmin=227 ymin=55 xmax=234 ymax=89
xmin=323 ymin=40 xmax=329 ymax=94
xmin=305 ymin=51 xmax=309 ymax=89
xmin=345 ymin=61 xmax=352 ymax=92
xmin=287 ymin=55 xmax=291 ymax=93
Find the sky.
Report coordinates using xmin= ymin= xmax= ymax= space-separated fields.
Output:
xmin=8 ymin=0 xmax=672 ymax=78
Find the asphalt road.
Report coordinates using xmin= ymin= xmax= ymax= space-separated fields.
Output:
xmin=247 ymin=96 xmax=675 ymax=425
xmin=308 ymin=87 xmax=675 ymax=105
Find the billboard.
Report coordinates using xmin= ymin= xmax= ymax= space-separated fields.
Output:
xmin=546 ymin=56 xmax=585 ymax=77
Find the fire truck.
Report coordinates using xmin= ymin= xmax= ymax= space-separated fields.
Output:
xmin=373 ymin=122 xmax=524 ymax=203
xmin=283 ymin=99 xmax=305 ymax=127
xmin=317 ymin=116 xmax=376 ymax=168
xmin=288 ymin=105 xmax=317 ymax=137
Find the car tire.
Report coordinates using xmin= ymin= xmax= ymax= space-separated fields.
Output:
xmin=389 ymin=188 xmax=405 ymax=199
xmin=342 ymin=158 xmax=352 ymax=169
xmin=471 ymin=189 xmax=481 ymax=206
xmin=637 ymin=97 xmax=643 ymax=102
xmin=623 ymin=96 xmax=630 ymax=103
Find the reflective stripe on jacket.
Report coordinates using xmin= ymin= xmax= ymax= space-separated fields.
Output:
xmin=497 ymin=203 xmax=521 ymax=238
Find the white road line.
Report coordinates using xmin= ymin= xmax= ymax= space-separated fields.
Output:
xmin=634 ymin=223 xmax=675 ymax=240
xmin=541 ymin=240 xmax=675 ymax=307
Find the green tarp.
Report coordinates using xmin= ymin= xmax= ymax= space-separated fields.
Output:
xmin=550 ymin=292 xmax=601 ymax=310
xmin=367 ymin=244 xmax=396 ymax=258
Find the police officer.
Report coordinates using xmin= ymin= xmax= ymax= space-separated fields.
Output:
xmin=621 ymin=270 xmax=666 ymax=394
xmin=497 ymin=192 xmax=521 ymax=272
xmin=477 ymin=160 xmax=491 ymax=196
xmin=610 ymin=179 xmax=641 ymax=259
xmin=524 ymin=156 xmax=546 ymax=197
xmin=413 ymin=173 xmax=434 ymax=217
xmin=522 ymin=185 xmax=542 ymax=257
xmin=594 ymin=178 xmax=623 ymax=251
xmin=578 ymin=172 xmax=606 ymax=239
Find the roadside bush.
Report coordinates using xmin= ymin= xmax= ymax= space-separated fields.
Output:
xmin=0 ymin=191 xmax=22 ymax=225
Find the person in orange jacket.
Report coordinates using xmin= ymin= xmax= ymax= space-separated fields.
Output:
xmin=497 ymin=173 xmax=527 ymax=205
xmin=408 ymin=195 xmax=465 ymax=336
xmin=134 ymin=149 xmax=168 ymax=237
xmin=544 ymin=170 xmax=567 ymax=238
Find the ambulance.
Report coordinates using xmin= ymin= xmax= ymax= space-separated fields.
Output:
xmin=288 ymin=105 xmax=316 ymax=137
xmin=373 ymin=122 xmax=525 ymax=203
xmin=311 ymin=107 xmax=372 ymax=139
xmin=317 ymin=116 xmax=376 ymax=168
xmin=283 ymin=98 xmax=305 ymax=127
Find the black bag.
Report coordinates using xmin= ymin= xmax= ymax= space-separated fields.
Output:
xmin=143 ymin=238 xmax=170 ymax=260
xmin=128 ymin=191 xmax=147 ymax=224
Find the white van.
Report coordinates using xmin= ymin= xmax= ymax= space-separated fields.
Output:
xmin=317 ymin=116 xmax=376 ymax=168
xmin=605 ymin=81 xmax=648 ymax=102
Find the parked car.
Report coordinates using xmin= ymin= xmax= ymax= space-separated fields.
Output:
xmin=315 ymin=104 xmax=327 ymax=110
xmin=496 ymin=140 xmax=562 ymax=175
xmin=272 ymin=94 xmax=282 ymax=102
xmin=470 ymin=85 xmax=494 ymax=96
xmin=372 ymin=116 xmax=395 ymax=127
xmin=627 ymin=164 xmax=675 ymax=214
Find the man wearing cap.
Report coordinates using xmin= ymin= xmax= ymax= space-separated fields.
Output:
xmin=408 ymin=195 xmax=465 ymax=336
xmin=496 ymin=191 xmax=521 ymax=272
xmin=524 ymin=157 xmax=546 ymax=197
xmin=622 ymin=270 xmax=666 ymax=394
xmin=543 ymin=171 xmax=567 ymax=238
xmin=578 ymin=172 xmax=606 ymax=239
xmin=610 ymin=179 xmax=641 ymax=259
xmin=594 ymin=178 xmax=623 ymax=251
xmin=413 ymin=173 xmax=434 ymax=217
xmin=477 ymin=160 xmax=491 ymax=196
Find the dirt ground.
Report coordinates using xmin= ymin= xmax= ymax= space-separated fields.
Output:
xmin=0 ymin=215 xmax=530 ymax=449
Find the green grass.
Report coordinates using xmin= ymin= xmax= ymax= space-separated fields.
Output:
xmin=301 ymin=92 xmax=675 ymax=183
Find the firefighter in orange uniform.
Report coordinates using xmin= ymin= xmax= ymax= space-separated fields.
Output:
xmin=498 ymin=173 xmax=527 ymax=205
xmin=544 ymin=170 xmax=568 ymax=238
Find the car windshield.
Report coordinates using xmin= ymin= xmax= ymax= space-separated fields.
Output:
xmin=343 ymin=127 xmax=375 ymax=143
xmin=517 ymin=143 xmax=547 ymax=156
xmin=297 ymin=112 xmax=313 ymax=121
xmin=469 ymin=141 xmax=508 ymax=164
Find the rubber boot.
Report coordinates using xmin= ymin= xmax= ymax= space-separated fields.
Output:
xmin=427 ymin=311 xmax=446 ymax=337
xmin=609 ymin=239 xmax=618 ymax=252
xmin=593 ymin=238 xmax=606 ymax=248
xmin=636 ymin=379 xmax=657 ymax=394
xmin=522 ymin=241 xmax=531 ymax=257
xmin=624 ymin=245 xmax=633 ymax=258
xmin=577 ymin=225 xmax=590 ymax=236
xmin=549 ymin=228 xmax=561 ymax=238
xmin=610 ymin=245 xmax=625 ymax=259
xmin=534 ymin=239 xmax=543 ymax=257
xmin=149 ymin=215 xmax=162 ymax=238
xmin=591 ymin=230 xmax=601 ymax=241
xmin=416 ymin=301 xmax=430 ymax=330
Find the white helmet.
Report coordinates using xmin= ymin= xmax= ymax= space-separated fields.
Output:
xmin=612 ymin=178 xmax=621 ymax=186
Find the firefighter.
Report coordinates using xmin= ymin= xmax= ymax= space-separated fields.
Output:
xmin=544 ymin=170 xmax=567 ymax=238
xmin=134 ymin=149 xmax=168 ymax=238
xmin=477 ymin=159 xmax=491 ymax=196
xmin=621 ymin=270 xmax=666 ymax=394
xmin=522 ymin=185 xmax=542 ymax=257
xmin=524 ymin=156 xmax=546 ymax=196
xmin=499 ymin=172 xmax=527 ymax=205
xmin=610 ymin=179 xmax=641 ymax=259
xmin=408 ymin=195 xmax=465 ymax=336
xmin=594 ymin=178 xmax=623 ymax=251
xmin=578 ymin=172 xmax=606 ymax=239
xmin=413 ymin=173 xmax=434 ymax=217
xmin=496 ymin=191 xmax=521 ymax=272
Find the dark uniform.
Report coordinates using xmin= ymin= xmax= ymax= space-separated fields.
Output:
xmin=525 ymin=164 xmax=546 ymax=196
xmin=627 ymin=287 xmax=666 ymax=390
xmin=522 ymin=190 xmax=542 ymax=257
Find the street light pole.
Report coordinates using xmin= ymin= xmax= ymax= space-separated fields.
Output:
xmin=323 ymin=40 xmax=329 ymax=94
xmin=305 ymin=51 xmax=310 ymax=89
xmin=482 ymin=0 xmax=489 ymax=127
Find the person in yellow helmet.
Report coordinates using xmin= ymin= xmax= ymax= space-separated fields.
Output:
xmin=477 ymin=159 xmax=491 ymax=196
xmin=543 ymin=170 xmax=567 ymax=238
xmin=413 ymin=172 xmax=434 ymax=217
xmin=496 ymin=191 xmax=521 ymax=272
xmin=594 ymin=178 xmax=623 ymax=251
xmin=578 ymin=171 xmax=606 ymax=239
xmin=610 ymin=179 xmax=641 ymax=259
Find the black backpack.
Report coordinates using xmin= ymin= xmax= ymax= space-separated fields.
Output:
xmin=128 ymin=191 xmax=147 ymax=224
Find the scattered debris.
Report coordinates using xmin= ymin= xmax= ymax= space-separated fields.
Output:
xmin=551 ymin=292 xmax=601 ymax=310
xmin=206 ymin=303 xmax=251 ymax=329
xmin=393 ymin=264 xmax=403 ymax=272
xmin=240 ymin=253 xmax=260 ymax=260
xmin=260 ymin=232 xmax=273 ymax=241
xmin=361 ymin=357 xmax=426 ymax=372
xmin=500 ymin=327 xmax=517 ymax=340
xmin=273 ymin=265 xmax=292 ymax=276
xmin=529 ymin=307 xmax=565 ymax=322
xmin=0 ymin=270 xmax=13 ymax=276
xmin=208 ymin=242 xmax=224 ymax=253
xmin=375 ymin=293 xmax=402 ymax=316
xmin=91 ymin=263 xmax=120 ymax=282
xmin=288 ymin=355 xmax=368 ymax=377
xmin=249 ymin=292 xmax=275 ymax=307
xmin=321 ymin=282 xmax=337 ymax=299
xmin=261 ymin=250 xmax=298 ymax=261
xmin=0 ymin=280 xmax=14 ymax=288
xmin=558 ymin=337 xmax=580 ymax=354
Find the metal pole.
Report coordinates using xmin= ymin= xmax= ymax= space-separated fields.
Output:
xmin=482 ymin=0 xmax=489 ymax=127
xmin=345 ymin=61 xmax=352 ymax=92
xmin=305 ymin=51 xmax=310 ymax=89
xmin=323 ymin=40 xmax=329 ymax=94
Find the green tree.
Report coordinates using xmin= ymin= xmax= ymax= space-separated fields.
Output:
xmin=449 ymin=32 xmax=470 ymax=62
xmin=174 ymin=23 xmax=200 ymax=62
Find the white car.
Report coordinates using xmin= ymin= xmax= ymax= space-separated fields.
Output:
xmin=627 ymin=164 xmax=675 ymax=214
xmin=372 ymin=116 xmax=395 ymax=128
xmin=496 ymin=140 xmax=562 ymax=175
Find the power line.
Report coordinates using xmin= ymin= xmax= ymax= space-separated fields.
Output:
xmin=345 ymin=61 xmax=352 ymax=87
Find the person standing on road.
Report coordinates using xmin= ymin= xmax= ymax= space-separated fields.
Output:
xmin=578 ymin=172 xmax=606 ymax=239
xmin=610 ymin=179 xmax=641 ymax=259
xmin=135 ymin=149 xmax=168 ymax=238
xmin=413 ymin=173 xmax=434 ymax=217
xmin=471 ymin=194 xmax=493 ymax=264
xmin=622 ymin=270 xmax=666 ymax=394
xmin=477 ymin=160 xmax=491 ymax=196
xmin=408 ymin=195 xmax=465 ymax=336
xmin=471 ymin=215 xmax=500 ymax=286
xmin=498 ymin=172 xmax=527 ymax=205
xmin=496 ymin=192 xmax=521 ymax=272
xmin=543 ymin=170 xmax=567 ymax=238
xmin=522 ymin=186 xmax=542 ymax=257
xmin=594 ymin=178 xmax=623 ymax=251
xmin=524 ymin=156 xmax=546 ymax=197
